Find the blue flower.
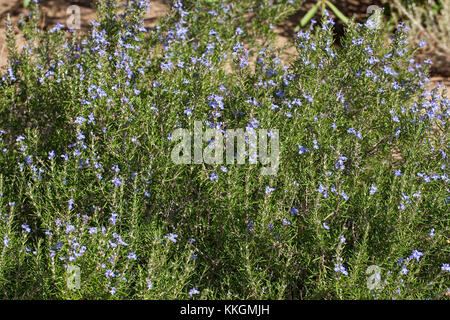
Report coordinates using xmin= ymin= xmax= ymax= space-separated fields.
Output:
xmin=401 ymin=265 xmax=408 ymax=275
xmin=65 ymin=225 xmax=75 ymax=234
xmin=209 ymin=173 xmax=218 ymax=181
xmin=105 ymin=270 xmax=115 ymax=278
xmin=75 ymin=116 xmax=86 ymax=125
xmin=297 ymin=144 xmax=308 ymax=154
xmin=430 ymin=228 xmax=435 ymax=237
xmin=77 ymin=132 xmax=85 ymax=141
xmin=335 ymin=155 xmax=347 ymax=170
xmin=50 ymin=22 xmax=64 ymax=33
xmin=318 ymin=184 xmax=328 ymax=198
xmin=369 ymin=184 xmax=377 ymax=195
xmin=312 ymin=139 xmax=319 ymax=150
xmin=265 ymin=186 xmax=275 ymax=195
xmin=3 ymin=236 xmax=9 ymax=247
xmin=112 ymin=177 xmax=122 ymax=187
xmin=68 ymin=199 xmax=74 ymax=210
xmin=189 ymin=287 xmax=200 ymax=297
xmin=334 ymin=263 xmax=348 ymax=276
xmin=410 ymin=250 xmax=423 ymax=262
xmin=165 ymin=233 xmax=178 ymax=243
xmin=109 ymin=212 xmax=119 ymax=226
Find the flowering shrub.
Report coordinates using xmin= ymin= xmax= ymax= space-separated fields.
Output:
xmin=0 ymin=0 xmax=448 ymax=299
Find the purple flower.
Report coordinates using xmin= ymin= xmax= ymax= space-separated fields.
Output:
xmin=370 ymin=184 xmax=377 ymax=195
xmin=318 ymin=184 xmax=328 ymax=198
xmin=209 ymin=173 xmax=218 ymax=181
xmin=50 ymin=22 xmax=64 ymax=33
xmin=189 ymin=287 xmax=200 ymax=297
xmin=109 ymin=212 xmax=118 ymax=226
xmin=65 ymin=225 xmax=75 ymax=234
xmin=401 ymin=265 xmax=408 ymax=275
xmin=297 ymin=144 xmax=308 ymax=154
xmin=75 ymin=116 xmax=86 ymax=125
xmin=335 ymin=155 xmax=347 ymax=170
xmin=312 ymin=139 xmax=319 ymax=150
xmin=112 ymin=177 xmax=122 ymax=187
xmin=265 ymin=186 xmax=275 ymax=195
xmin=68 ymin=199 xmax=74 ymax=210
xmin=22 ymin=224 xmax=31 ymax=233
xmin=410 ymin=250 xmax=423 ymax=262
xmin=105 ymin=270 xmax=115 ymax=278
xmin=334 ymin=263 xmax=348 ymax=276
xmin=77 ymin=132 xmax=85 ymax=141
xmin=165 ymin=233 xmax=178 ymax=243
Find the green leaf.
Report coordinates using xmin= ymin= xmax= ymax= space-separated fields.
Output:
xmin=325 ymin=1 xmax=349 ymax=24
xmin=23 ymin=0 xmax=31 ymax=8
xmin=298 ymin=1 xmax=321 ymax=29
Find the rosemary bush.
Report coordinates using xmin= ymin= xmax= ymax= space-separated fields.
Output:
xmin=0 ymin=0 xmax=448 ymax=299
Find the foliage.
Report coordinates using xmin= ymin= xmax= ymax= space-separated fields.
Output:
xmin=0 ymin=0 xmax=448 ymax=299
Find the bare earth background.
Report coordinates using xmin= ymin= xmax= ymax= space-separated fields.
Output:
xmin=0 ymin=0 xmax=448 ymax=96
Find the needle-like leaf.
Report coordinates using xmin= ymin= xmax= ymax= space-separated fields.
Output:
xmin=300 ymin=2 xmax=321 ymax=27
xmin=326 ymin=1 xmax=349 ymax=24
